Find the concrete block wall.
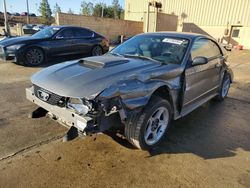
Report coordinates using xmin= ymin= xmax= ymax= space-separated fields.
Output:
xmin=56 ymin=12 xmax=144 ymax=41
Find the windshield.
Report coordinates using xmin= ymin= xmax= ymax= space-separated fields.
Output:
xmin=32 ymin=27 xmax=60 ymax=39
xmin=111 ymin=35 xmax=189 ymax=64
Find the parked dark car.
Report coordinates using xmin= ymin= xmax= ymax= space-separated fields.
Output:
xmin=32 ymin=24 xmax=47 ymax=32
xmin=20 ymin=12 xmax=28 ymax=16
xmin=22 ymin=24 xmax=36 ymax=35
xmin=29 ymin=13 xmax=36 ymax=17
xmin=12 ymin=12 xmax=20 ymax=16
xmin=0 ymin=26 xmax=109 ymax=66
xmin=26 ymin=32 xmax=233 ymax=150
xmin=22 ymin=24 xmax=47 ymax=35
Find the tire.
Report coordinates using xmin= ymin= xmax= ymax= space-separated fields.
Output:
xmin=214 ymin=73 xmax=231 ymax=101
xmin=25 ymin=47 xmax=45 ymax=66
xmin=91 ymin=46 xmax=103 ymax=56
xmin=124 ymin=96 xmax=172 ymax=150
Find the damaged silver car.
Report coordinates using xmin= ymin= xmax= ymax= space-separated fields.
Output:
xmin=26 ymin=32 xmax=234 ymax=150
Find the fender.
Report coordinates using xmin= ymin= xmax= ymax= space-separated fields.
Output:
xmin=98 ymin=77 xmax=181 ymax=110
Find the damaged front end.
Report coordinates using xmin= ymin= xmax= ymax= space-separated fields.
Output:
xmin=26 ymin=84 xmax=128 ymax=140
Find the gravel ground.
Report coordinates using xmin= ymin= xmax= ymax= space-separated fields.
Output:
xmin=0 ymin=50 xmax=249 ymax=188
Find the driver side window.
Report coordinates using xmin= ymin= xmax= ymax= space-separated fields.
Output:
xmin=191 ymin=39 xmax=221 ymax=60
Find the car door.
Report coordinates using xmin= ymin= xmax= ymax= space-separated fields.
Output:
xmin=48 ymin=28 xmax=77 ymax=57
xmin=72 ymin=28 xmax=95 ymax=55
xmin=181 ymin=38 xmax=223 ymax=114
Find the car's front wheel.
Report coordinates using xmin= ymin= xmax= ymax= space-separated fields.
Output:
xmin=25 ymin=47 xmax=45 ymax=66
xmin=91 ymin=46 xmax=103 ymax=56
xmin=125 ymin=96 xmax=172 ymax=150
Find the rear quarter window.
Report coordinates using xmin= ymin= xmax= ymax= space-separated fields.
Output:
xmin=74 ymin=28 xmax=93 ymax=38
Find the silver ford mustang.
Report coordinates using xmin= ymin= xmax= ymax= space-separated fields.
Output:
xmin=26 ymin=32 xmax=233 ymax=150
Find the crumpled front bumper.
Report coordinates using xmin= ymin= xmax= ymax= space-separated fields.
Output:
xmin=26 ymin=86 xmax=94 ymax=132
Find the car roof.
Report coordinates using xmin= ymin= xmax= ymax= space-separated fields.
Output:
xmin=48 ymin=25 xmax=90 ymax=30
xmin=141 ymin=31 xmax=213 ymax=40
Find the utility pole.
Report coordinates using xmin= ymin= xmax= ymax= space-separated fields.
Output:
xmin=3 ymin=0 xmax=10 ymax=36
xmin=146 ymin=2 xmax=150 ymax=32
xmin=26 ymin=0 xmax=30 ymax=24
xmin=101 ymin=4 xmax=104 ymax=17
xmin=101 ymin=1 xmax=104 ymax=18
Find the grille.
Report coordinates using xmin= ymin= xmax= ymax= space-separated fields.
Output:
xmin=34 ymin=85 xmax=66 ymax=107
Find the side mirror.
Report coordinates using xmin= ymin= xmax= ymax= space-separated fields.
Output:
xmin=192 ymin=56 xmax=208 ymax=66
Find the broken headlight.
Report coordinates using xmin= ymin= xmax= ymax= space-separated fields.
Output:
xmin=67 ymin=98 xmax=92 ymax=115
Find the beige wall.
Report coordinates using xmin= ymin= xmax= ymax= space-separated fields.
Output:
xmin=199 ymin=26 xmax=250 ymax=49
xmin=56 ymin=12 xmax=143 ymax=40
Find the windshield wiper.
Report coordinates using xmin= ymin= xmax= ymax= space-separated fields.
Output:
xmin=123 ymin=54 xmax=161 ymax=64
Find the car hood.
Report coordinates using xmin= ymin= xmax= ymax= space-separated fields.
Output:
xmin=0 ymin=36 xmax=39 ymax=46
xmin=31 ymin=55 xmax=165 ymax=98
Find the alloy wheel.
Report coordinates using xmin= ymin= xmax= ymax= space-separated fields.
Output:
xmin=222 ymin=75 xmax=230 ymax=98
xmin=92 ymin=46 xmax=103 ymax=56
xmin=144 ymin=106 xmax=169 ymax=145
xmin=26 ymin=48 xmax=44 ymax=65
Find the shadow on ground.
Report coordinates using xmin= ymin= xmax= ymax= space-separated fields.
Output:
xmin=107 ymin=99 xmax=250 ymax=159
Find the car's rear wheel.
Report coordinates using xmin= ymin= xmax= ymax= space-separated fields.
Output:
xmin=25 ymin=47 xmax=45 ymax=66
xmin=125 ymin=96 xmax=172 ymax=150
xmin=91 ymin=46 xmax=103 ymax=56
xmin=215 ymin=73 xmax=231 ymax=101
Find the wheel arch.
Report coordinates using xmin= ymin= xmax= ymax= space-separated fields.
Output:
xmin=149 ymin=85 xmax=175 ymax=117
xmin=225 ymin=68 xmax=234 ymax=83
xmin=24 ymin=45 xmax=47 ymax=57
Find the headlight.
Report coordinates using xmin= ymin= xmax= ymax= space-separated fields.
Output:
xmin=6 ymin=44 xmax=25 ymax=51
xmin=67 ymin=98 xmax=92 ymax=115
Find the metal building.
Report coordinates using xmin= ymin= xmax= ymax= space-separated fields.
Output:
xmin=125 ymin=0 xmax=250 ymax=49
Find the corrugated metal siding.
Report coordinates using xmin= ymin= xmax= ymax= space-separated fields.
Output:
xmin=125 ymin=0 xmax=250 ymax=26
xmin=164 ymin=0 xmax=250 ymax=26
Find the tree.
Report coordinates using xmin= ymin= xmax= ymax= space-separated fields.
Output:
xmin=119 ymin=8 xmax=124 ymax=19
xmin=104 ymin=6 xmax=114 ymax=18
xmin=92 ymin=1 xmax=124 ymax=19
xmin=93 ymin=3 xmax=104 ymax=17
xmin=53 ymin=3 xmax=61 ymax=16
xmin=39 ymin=0 xmax=52 ymax=24
xmin=80 ymin=1 xmax=94 ymax=16
xmin=68 ymin=8 xmax=74 ymax=14
xmin=112 ymin=0 xmax=120 ymax=19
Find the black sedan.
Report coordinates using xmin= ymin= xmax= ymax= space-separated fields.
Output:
xmin=0 ymin=26 xmax=109 ymax=66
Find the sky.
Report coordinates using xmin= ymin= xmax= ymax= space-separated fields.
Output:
xmin=0 ymin=0 xmax=125 ymax=15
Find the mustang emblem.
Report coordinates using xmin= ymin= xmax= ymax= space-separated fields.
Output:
xmin=37 ymin=90 xmax=50 ymax=101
